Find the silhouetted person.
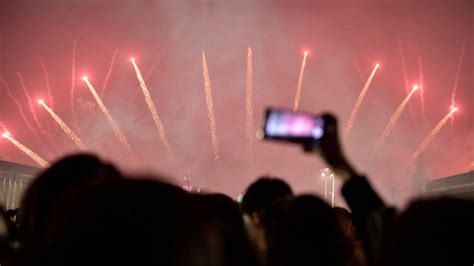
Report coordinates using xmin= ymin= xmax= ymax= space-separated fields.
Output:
xmin=196 ymin=193 xmax=260 ymax=266
xmin=380 ymin=197 xmax=474 ymax=266
xmin=18 ymin=154 xmax=121 ymax=265
xmin=38 ymin=177 xmax=225 ymax=266
xmin=263 ymin=195 xmax=362 ymax=266
xmin=303 ymin=114 xmax=396 ymax=265
xmin=240 ymin=176 xmax=294 ymax=260
xmin=241 ymin=177 xmax=294 ymax=224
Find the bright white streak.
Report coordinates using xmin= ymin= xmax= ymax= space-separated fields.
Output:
xmin=3 ymin=133 xmax=49 ymax=168
xmin=344 ymin=64 xmax=380 ymax=138
xmin=39 ymin=100 xmax=86 ymax=150
xmin=83 ymin=77 xmax=133 ymax=155
xmin=130 ymin=58 xmax=174 ymax=161
xmin=202 ymin=52 xmax=220 ymax=162
xmin=245 ymin=47 xmax=255 ymax=157
xmin=293 ymin=51 xmax=308 ymax=111
xmin=375 ymin=85 xmax=419 ymax=151
xmin=409 ymin=108 xmax=457 ymax=164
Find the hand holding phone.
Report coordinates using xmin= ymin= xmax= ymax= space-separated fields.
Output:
xmin=261 ymin=108 xmax=357 ymax=181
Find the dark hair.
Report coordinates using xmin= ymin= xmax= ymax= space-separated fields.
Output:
xmin=196 ymin=193 xmax=259 ymax=266
xmin=263 ymin=195 xmax=361 ymax=266
xmin=38 ymin=177 xmax=224 ymax=266
xmin=18 ymin=154 xmax=121 ymax=265
xmin=380 ymin=197 xmax=474 ymax=266
xmin=241 ymin=176 xmax=293 ymax=217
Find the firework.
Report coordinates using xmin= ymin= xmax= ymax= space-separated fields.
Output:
xmin=2 ymin=132 xmax=49 ymax=168
xmin=101 ymin=48 xmax=119 ymax=95
xmin=374 ymin=85 xmax=419 ymax=151
xmin=130 ymin=58 xmax=174 ymax=161
xmin=38 ymin=99 xmax=86 ymax=150
xmin=417 ymin=56 xmax=426 ymax=118
xmin=70 ymin=39 xmax=79 ymax=130
xmin=344 ymin=63 xmax=380 ymax=138
xmin=130 ymin=56 xmax=162 ymax=106
xmin=398 ymin=41 xmax=410 ymax=94
xmin=82 ymin=76 xmax=133 ymax=154
xmin=293 ymin=51 xmax=309 ymax=111
xmin=40 ymin=58 xmax=54 ymax=109
xmin=353 ymin=60 xmax=365 ymax=83
xmin=0 ymin=76 xmax=41 ymax=142
xmin=202 ymin=52 xmax=220 ymax=162
xmin=245 ymin=47 xmax=255 ymax=157
xmin=450 ymin=41 xmax=466 ymax=125
xmin=408 ymin=107 xmax=458 ymax=164
xmin=16 ymin=73 xmax=47 ymax=135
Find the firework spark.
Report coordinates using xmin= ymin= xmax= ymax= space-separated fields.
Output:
xmin=101 ymin=48 xmax=118 ymax=95
xmin=202 ymin=52 xmax=220 ymax=162
xmin=130 ymin=56 xmax=162 ymax=106
xmin=374 ymin=85 xmax=420 ymax=152
xmin=408 ymin=106 xmax=458 ymax=165
xmin=130 ymin=57 xmax=174 ymax=161
xmin=70 ymin=39 xmax=79 ymax=130
xmin=2 ymin=132 xmax=49 ymax=168
xmin=417 ymin=56 xmax=427 ymax=119
xmin=344 ymin=63 xmax=380 ymax=138
xmin=39 ymin=99 xmax=86 ymax=150
xmin=245 ymin=47 xmax=255 ymax=158
xmin=40 ymin=58 xmax=54 ymax=109
xmin=83 ymin=76 xmax=133 ymax=155
xmin=293 ymin=51 xmax=309 ymax=111
xmin=16 ymin=73 xmax=50 ymax=136
xmin=0 ymin=76 xmax=41 ymax=142
xmin=450 ymin=41 xmax=466 ymax=124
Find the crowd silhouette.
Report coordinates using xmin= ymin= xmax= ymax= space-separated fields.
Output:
xmin=0 ymin=114 xmax=472 ymax=266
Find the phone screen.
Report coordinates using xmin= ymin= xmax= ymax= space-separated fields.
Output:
xmin=263 ymin=108 xmax=325 ymax=144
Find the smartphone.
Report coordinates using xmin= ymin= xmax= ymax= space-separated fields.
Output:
xmin=262 ymin=108 xmax=325 ymax=146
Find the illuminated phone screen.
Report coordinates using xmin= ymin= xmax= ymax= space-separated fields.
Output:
xmin=264 ymin=109 xmax=325 ymax=141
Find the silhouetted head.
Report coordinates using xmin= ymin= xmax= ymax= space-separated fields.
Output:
xmin=18 ymin=153 xmax=121 ymax=262
xmin=196 ymin=193 xmax=259 ymax=266
xmin=381 ymin=197 xmax=474 ymax=266
xmin=241 ymin=176 xmax=293 ymax=223
xmin=39 ymin=177 xmax=224 ymax=266
xmin=262 ymin=195 xmax=360 ymax=266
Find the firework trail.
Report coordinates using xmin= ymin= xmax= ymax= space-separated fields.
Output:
xmin=353 ymin=60 xmax=376 ymax=105
xmin=344 ymin=64 xmax=380 ymax=138
xmin=374 ymin=85 xmax=420 ymax=152
xmin=450 ymin=41 xmax=466 ymax=124
xmin=83 ymin=76 xmax=133 ymax=155
xmin=2 ymin=132 xmax=49 ymax=168
xmin=70 ymin=39 xmax=79 ymax=130
xmin=417 ymin=56 xmax=426 ymax=118
xmin=353 ymin=60 xmax=365 ymax=83
xmin=16 ymin=73 xmax=48 ymax=135
xmin=130 ymin=58 xmax=174 ymax=161
xmin=245 ymin=47 xmax=255 ymax=157
xmin=39 ymin=58 xmax=54 ymax=109
xmin=408 ymin=107 xmax=458 ymax=165
xmin=0 ymin=76 xmax=41 ymax=143
xmin=130 ymin=56 xmax=161 ymax=106
xmin=39 ymin=100 xmax=86 ymax=150
xmin=293 ymin=51 xmax=308 ymax=111
xmin=101 ymin=48 xmax=118 ymax=95
xmin=202 ymin=52 xmax=220 ymax=162
xmin=398 ymin=41 xmax=410 ymax=94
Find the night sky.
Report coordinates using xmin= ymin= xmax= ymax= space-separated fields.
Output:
xmin=0 ymin=0 xmax=472 ymax=207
